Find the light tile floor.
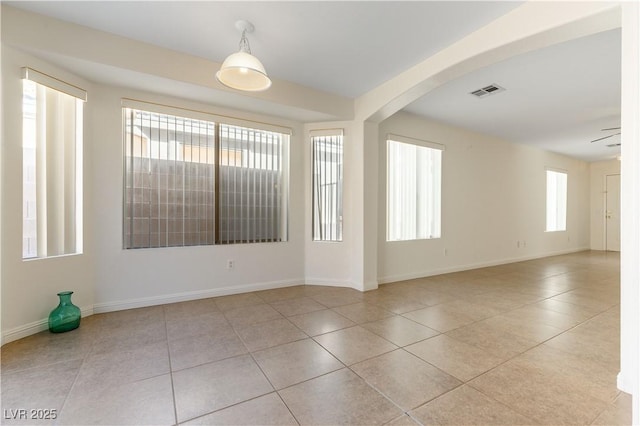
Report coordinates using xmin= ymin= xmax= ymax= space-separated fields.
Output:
xmin=1 ymin=251 xmax=631 ymax=425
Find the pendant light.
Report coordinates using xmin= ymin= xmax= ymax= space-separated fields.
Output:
xmin=216 ymin=20 xmax=272 ymax=92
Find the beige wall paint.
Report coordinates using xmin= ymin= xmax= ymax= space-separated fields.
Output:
xmin=377 ymin=112 xmax=591 ymax=283
xmin=304 ymin=121 xmax=358 ymax=288
xmin=619 ymin=2 xmax=640 ymax=419
xmin=89 ymin=87 xmax=306 ymax=312
xmin=355 ymin=2 xmax=620 ymax=123
xmin=303 ymin=120 xmax=378 ymax=292
xmin=1 ymin=45 xmax=306 ymax=342
xmin=590 ymin=159 xmax=621 ymax=250
xmin=0 ymin=4 xmax=4 ymax=341
xmin=2 ymin=2 xmax=637 ymax=421
xmin=1 ymin=5 xmax=353 ymax=123
xmin=1 ymin=46 xmax=96 ymax=340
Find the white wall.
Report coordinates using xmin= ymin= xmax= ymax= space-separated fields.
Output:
xmin=0 ymin=5 xmax=352 ymax=124
xmin=619 ymin=1 xmax=640 ymax=421
xmin=3 ymin=2 xmax=636 ymax=421
xmin=377 ymin=111 xmax=591 ymax=283
xmin=590 ymin=159 xmax=621 ymax=250
xmin=1 ymin=4 xmax=5 ymax=341
xmin=303 ymin=120 xmax=379 ymax=292
xmin=1 ymin=6 xmax=307 ymax=343
xmin=1 ymin=45 xmax=307 ymax=342
xmin=90 ymin=86 xmax=305 ymax=313
xmin=1 ymin=46 xmax=96 ymax=341
xmin=303 ymin=122 xmax=357 ymax=288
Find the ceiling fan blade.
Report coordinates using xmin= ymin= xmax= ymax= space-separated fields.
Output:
xmin=590 ymin=132 xmax=622 ymax=143
xmin=601 ymin=127 xmax=621 ymax=131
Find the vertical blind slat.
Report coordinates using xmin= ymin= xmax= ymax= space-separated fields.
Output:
xmin=312 ymin=134 xmax=343 ymax=242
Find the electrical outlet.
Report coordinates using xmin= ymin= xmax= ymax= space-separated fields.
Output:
xmin=227 ymin=260 xmax=235 ymax=270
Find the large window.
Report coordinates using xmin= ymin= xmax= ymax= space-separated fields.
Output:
xmin=312 ymin=130 xmax=343 ymax=241
xmin=546 ymin=169 xmax=567 ymax=232
xmin=123 ymin=106 xmax=289 ymax=249
xmin=22 ymin=68 xmax=85 ymax=259
xmin=387 ymin=135 xmax=442 ymax=241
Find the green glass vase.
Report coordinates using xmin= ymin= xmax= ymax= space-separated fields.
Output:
xmin=48 ymin=291 xmax=81 ymax=333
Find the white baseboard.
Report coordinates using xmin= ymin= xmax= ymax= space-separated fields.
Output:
xmin=304 ymin=278 xmax=360 ymax=290
xmin=1 ymin=280 xmax=302 ymax=345
xmin=378 ymin=247 xmax=590 ymax=284
xmin=617 ymin=371 xmax=635 ymax=394
xmin=1 ymin=306 xmax=94 ymax=346
xmin=92 ymin=279 xmax=302 ymax=314
xmin=2 ymin=248 xmax=590 ymax=345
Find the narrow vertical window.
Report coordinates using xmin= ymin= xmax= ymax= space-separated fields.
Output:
xmin=387 ymin=135 xmax=442 ymax=241
xmin=546 ymin=169 xmax=567 ymax=232
xmin=22 ymin=68 xmax=85 ymax=259
xmin=311 ymin=130 xmax=343 ymax=241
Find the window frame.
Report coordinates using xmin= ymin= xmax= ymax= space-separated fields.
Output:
xmin=545 ymin=168 xmax=568 ymax=233
xmin=122 ymin=101 xmax=290 ymax=249
xmin=311 ymin=129 xmax=344 ymax=242
xmin=386 ymin=134 xmax=443 ymax=242
xmin=22 ymin=68 xmax=86 ymax=260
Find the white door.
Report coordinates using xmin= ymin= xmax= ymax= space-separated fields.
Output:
xmin=605 ymin=174 xmax=621 ymax=252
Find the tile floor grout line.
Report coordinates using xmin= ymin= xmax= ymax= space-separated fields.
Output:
xmin=453 ymin=305 xmax=619 ymax=422
xmin=346 ymin=348 xmax=468 ymax=422
xmin=176 ymin=390 xmax=287 ymax=425
xmin=224 ymin=307 xmax=332 ymax=425
xmin=0 ymin=353 xmax=87 ymax=376
xmin=286 ymin=306 xmax=356 ymax=337
xmin=463 ymin=380 xmax=546 ymax=425
xmin=412 ymin=296 xmax=599 ymax=386
xmin=48 ymin=339 xmax=93 ymax=424
xmin=170 ymin=304 xmax=275 ymax=425
xmin=344 ymin=365 xmax=423 ymax=424
xmin=1 ymin=252 xmax=625 ymax=425
xmin=274 ymin=365 xmax=349 ymax=393
xmin=162 ymin=306 xmax=180 ymax=426
xmin=273 ymin=391 xmax=302 ymax=426
xmin=182 ymin=267 xmax=616 ymax=420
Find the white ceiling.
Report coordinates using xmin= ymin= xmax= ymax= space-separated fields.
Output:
xmin=404 ymin=28 xmax=622 ymax=162
xmin=6 ymin=1 xmax=621 ymax=162
xmin=7 ymin=1 xmax=522 ymax=97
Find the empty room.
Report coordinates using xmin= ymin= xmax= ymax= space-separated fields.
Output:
xmin=1 ymin=1 xmax=639 ymax=425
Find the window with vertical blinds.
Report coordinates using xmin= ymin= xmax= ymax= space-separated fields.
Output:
xmin=218 ymin=124 xmax=287 ymax=244
xmin=311 ymin=130 xmax=343 ymax=242
xmin=546 ymin=169 xmax=567 ymax=232
xmin=123 ymin=105 xmax=289 ymax=249
xmin=123 ymin=109 xmax=216 ymax=248
xmin=387 ymin=135 xmax=442 ymax=242
xmin=22 ymin=68 xmax=85 ymax=259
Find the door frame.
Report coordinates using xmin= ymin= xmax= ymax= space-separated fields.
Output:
xmin=604 ymin=173 xmax=621 ymax=252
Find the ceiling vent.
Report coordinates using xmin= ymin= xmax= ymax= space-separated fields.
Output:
xmin=470 ymin=84 xmax=505 ymax=98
